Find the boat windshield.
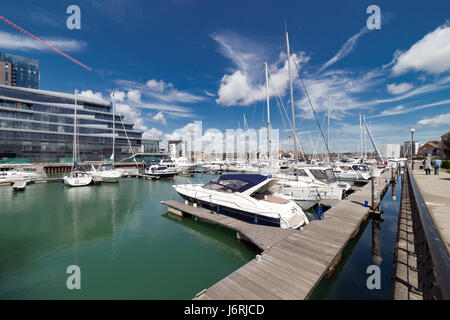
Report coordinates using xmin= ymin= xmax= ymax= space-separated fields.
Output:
xmin=310 ymin=169 xmax=336 ymax=184
xmin=203 ymin=179 xmax=249 ymax=193
xmin=99 ymin=164 xmax=114 ymax=171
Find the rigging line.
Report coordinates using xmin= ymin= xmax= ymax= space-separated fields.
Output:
xmin=290 ymin=52 xmax=332 ymax=161
xmin=266 ymin=66 xmax=307 ymax=160
xmin=117 ymin=107 xmax=138 ymax=167
xmin=0 ymin=15 xmax=92 ymax=72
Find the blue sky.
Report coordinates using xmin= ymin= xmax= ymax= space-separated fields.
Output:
xmin=0 ymin=0 xmax=449 ymax=153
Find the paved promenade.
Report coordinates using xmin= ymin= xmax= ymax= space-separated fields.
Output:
xmin=412 ymin=170 xmax=450 ymax=252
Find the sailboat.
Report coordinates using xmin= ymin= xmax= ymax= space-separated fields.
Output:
xmin=88 ymin=93 xmax=123 ymax=182
xmin=63 ymin=89 xmax=93 ymax=187
xmin=270 ymin=28 xmax=349 ymax=206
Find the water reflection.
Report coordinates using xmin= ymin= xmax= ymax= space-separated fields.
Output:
xmin=371 ymin=215 xmax=383 ymax=266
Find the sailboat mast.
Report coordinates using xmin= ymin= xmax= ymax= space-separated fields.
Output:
xmin=264 ymin=61 xmax=271 ymax=163
xmin=359 ymin=113 xmax=363 ymax=160
xmin=327 ymin=95 xmax=330 ymax=161
xmin=286 ymin=30 xmax=297 ymax=163
xmin=72 ymin=89 xmax=78 ymax=170
xmin=112 ymin=93 xmax=115 ymax=162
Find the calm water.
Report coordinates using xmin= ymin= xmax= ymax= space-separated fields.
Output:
xmin=0 ymin=173 xmax=402 ymax=300
xmin=311 ymin=175 xmax=402 ymax=299
xmin=0 ymin=174 xmax=256 ymax=299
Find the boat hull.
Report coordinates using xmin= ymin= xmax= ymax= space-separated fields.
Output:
xmin=179 ymin=194 xmax=282 ymax=227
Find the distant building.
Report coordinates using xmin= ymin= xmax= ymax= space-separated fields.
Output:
xmin=140 ymin=139 xmax=160 ymax=154
xmin=402 ymin=141 xmax=421 ymax=158
xmin=0 ymin=52 xmax=40 ymax=89
xmin=168 ymin=139 xmax=188 ymax=158
xmin=417 ymin=141 xmax=440 ymax=157
xmin=379 ymin=144 xmax=401 ymax=159
xmin=0 ymin=84 xmax=142 ymax=162
xmin=439 ymin=131 xmax=450 ymax=160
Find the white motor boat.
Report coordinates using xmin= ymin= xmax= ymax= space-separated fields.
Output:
xmin=0 ymin=165 xmax=47 ymax=184
xmin=350 ymin=164 xmax=372 ymax=180
xmin=63 ymin=171 xmax=93 ymax=187
xmin=88 ymin=163 xmax=122 ymax=183
xmin=161 ymin=157 xmax=197 ymax=173
xmin=173 ymin=174 xmax=309 ymax=229
xmin=332 ymin=164 xmax=360 ymax=181
xmin=144 ymin=163 xmax=177 ymax=179
xmin=275 ymin=167 xmax=348 ymax=210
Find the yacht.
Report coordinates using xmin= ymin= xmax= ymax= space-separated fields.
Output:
xmin=0 ymin=165 xmax=47 ymax=184
xmin=88 ymin=163 xmax=122 ymax=183
xmin=173 ymin=174 xmax=309 ymax=229
xmin=144 ymin=163 xmax=177 ymax=179
xmin=63 ymin=170 xmax=93 ymax=187
xmin=160 ymin=157 xmax=197 ymax=173
xmin=275 ymin=167 xmax=349 ymax=210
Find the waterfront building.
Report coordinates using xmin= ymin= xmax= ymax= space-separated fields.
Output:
xmin=0 ymin=84 xmax=143 ymax=163
xmin=0 ymin=52 xmax=40 ymax=89
xmin=380 ymin=144 xmax=401 ymax=159
xmin=402 ymin=141 xmax=421 ymax=158
xmin=439 ymin=131 xmax=450 ymax=160
xmin=418 ymin=141 xmax=440 ymax=157
xmin=168 ymin=139 xmax=188 ymax=158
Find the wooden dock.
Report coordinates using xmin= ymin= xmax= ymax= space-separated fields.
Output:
xmin=163 ymin=170 xmax=393 ymax=300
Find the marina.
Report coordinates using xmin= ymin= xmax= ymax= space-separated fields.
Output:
xmin=0 ymin=0 xmax=449 ymax=305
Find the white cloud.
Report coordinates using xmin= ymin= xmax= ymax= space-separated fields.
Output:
xmin=386 ymin=82 xmax=414 ymax=95
xmin=393 ymin=22 xmax=450 ymax=74
xmin=319 ymin=27 xmax=370 ymax=72
xmin=417 ymin=113 xmax=450 ymax=127
xmin=143 ymin=127 xmax=164 ymax=139
xmin=118 ymin=79 xmax=206 ymax=104
xmin=127 ymin=89 xmax=141 ymax=103
xmin=152 ymin=112 xmax=167 ymax=125
xmin=111 ymin=90 xmax=126 ymax=102
xmin=146 ymin=79 xmax=172 ymax=92
xmin=0 ymin=31 xmax=86 ymax=52
xmin=79 ymin=90 xmax=106 ymax=101
xmin=369 ymin=99 xmax=450 ymax=118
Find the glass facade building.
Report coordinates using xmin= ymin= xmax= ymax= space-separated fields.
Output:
xmin=0 ymin=84 xmax=144 ymax=162
xmin=0 ymin=52 xmax=40 ymax=89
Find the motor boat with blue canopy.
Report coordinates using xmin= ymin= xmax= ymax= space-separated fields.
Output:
xmin=173 ymin=173 xmax=309 ymax=229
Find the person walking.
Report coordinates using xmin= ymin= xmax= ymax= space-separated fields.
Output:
xmin=424 ymin=158 xmax=432 ymax=175
xmin=433 ymin=158 xmax=442 ymax=175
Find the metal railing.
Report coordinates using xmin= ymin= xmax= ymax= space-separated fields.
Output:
xmin=406 ymin=164 xmax=450 ymax=299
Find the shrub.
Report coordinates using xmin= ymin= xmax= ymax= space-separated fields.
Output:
xmin=442 ymin=160 xmax=450 ymax=169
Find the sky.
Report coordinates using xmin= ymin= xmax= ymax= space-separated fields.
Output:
xmin=0 ymin=0 xmax=449 ymax=153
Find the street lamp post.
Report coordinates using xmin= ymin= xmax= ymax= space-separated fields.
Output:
xmin=410 ymin=128 xmax=415 ymax=171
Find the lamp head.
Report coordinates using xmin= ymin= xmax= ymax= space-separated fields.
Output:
xmin=410 ymin=128 xmax=415 ymax=134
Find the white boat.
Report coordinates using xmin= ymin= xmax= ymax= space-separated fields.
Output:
xmin=161 ymin=157 xmax=196 ymax=173
xmin=201 ymin=161 xmax=225 ymax=171
xmin=332 ymin=164 xmax=360 ymax=181
xmin=11 ymin=179 xmax=27 ymax=191
xmin=62 ymin=89 xmax=93 ymax=187
xmin=0 ymin=165 xmax=47 ymax=184
xmin=144 ymin=163 xmax=177 ymax=179
xmin=63 ymin=171 xmax=93 ymax=187
xmin=173 ymin=174 xmax=309 ymax=229
xmin=88 ymin=163 xmax=122 ymax=183
xmin=275 ymin=167 xmax=348 ymax=210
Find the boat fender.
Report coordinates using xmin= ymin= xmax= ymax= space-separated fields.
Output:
xmin=255 ymin=255 xmax=261 ymax=262
xmin=254 ymin=216 xmax=259 ymax=225
xmin=315 ymin=204 xmax=324 ymax=220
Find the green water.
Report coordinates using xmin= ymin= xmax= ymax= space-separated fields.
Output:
xmin=0 ymin=174 xmax=256 ymax=299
